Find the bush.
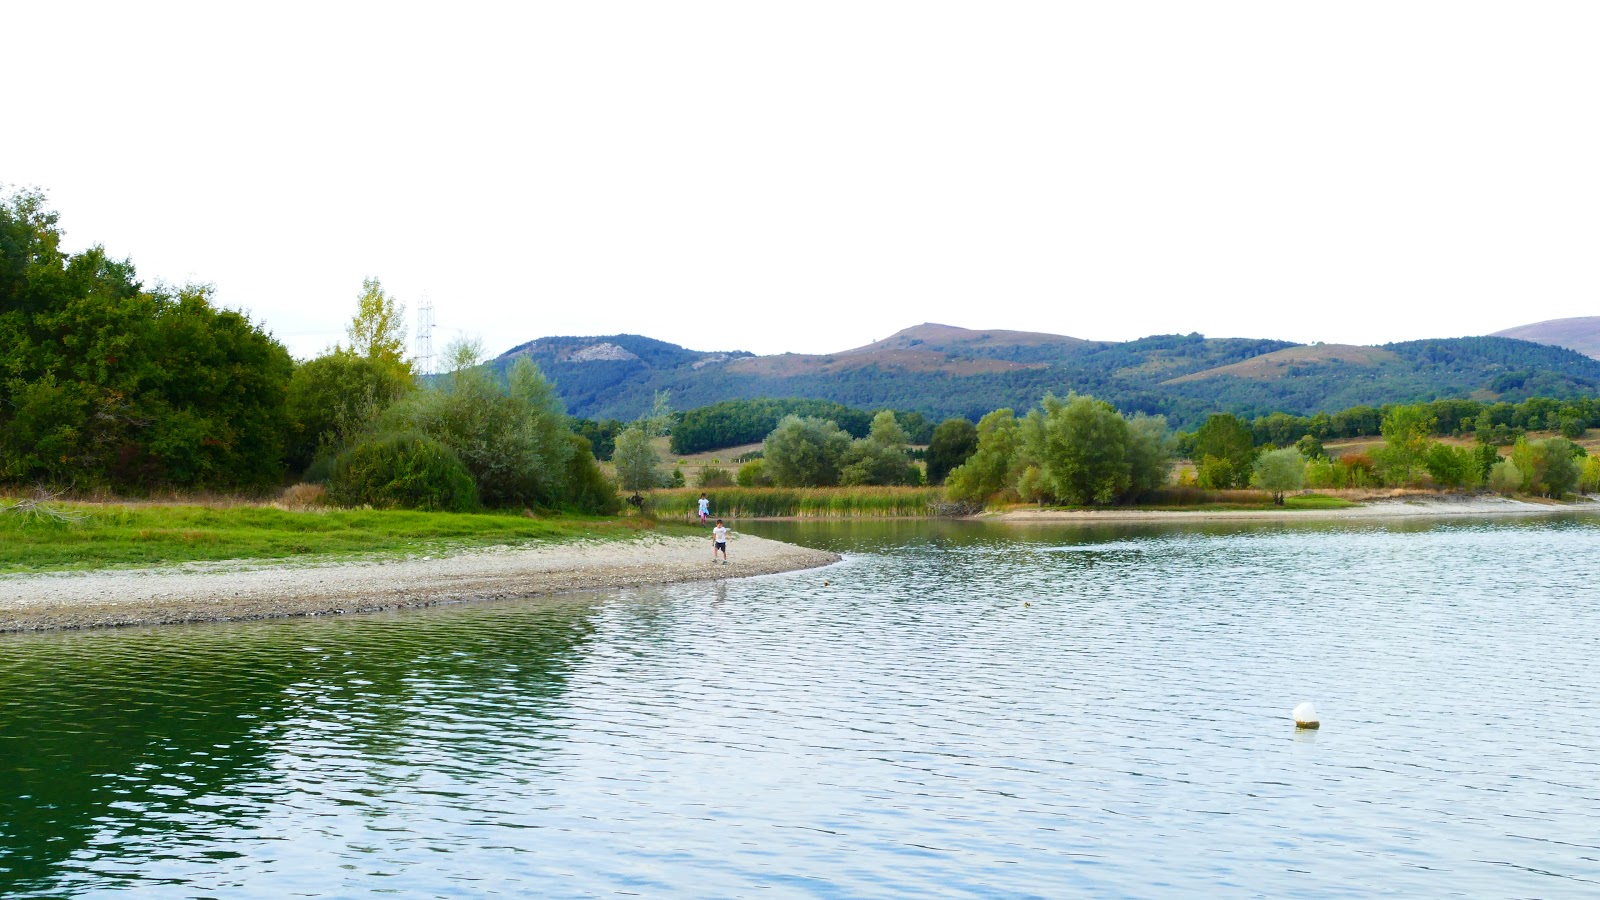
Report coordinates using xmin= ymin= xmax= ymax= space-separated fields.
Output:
xmin=379 ymin=358 xmax=574 ymax=509
xmin=1488 ymin=459 xmax=1524 ymax=496
xmin=1581 ymin=456 xmax=1600 ymax=494
xmin=697 ymin=466 xmax=736 ymax=488
xmin=276 ymin=483 xmax=328 ymax=510
xmin=561 ymin=433 xmax=620 ymax=514
xmin=327 ymin=431 xmax=479 ymax=511
xmin=737 ymin=458 xmax=772 ymax=487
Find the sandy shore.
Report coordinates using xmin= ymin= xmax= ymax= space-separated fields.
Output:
xmin=991 ymin=495 xmax=1597 ymax=523
xmin=0 ymin=533 xmax=840 ymax=633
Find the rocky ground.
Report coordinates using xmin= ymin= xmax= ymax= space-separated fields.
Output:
xmin=0 ymin=533 xmax=840 ymax=633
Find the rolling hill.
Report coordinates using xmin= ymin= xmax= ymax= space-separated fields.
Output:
xmin=1492 ymin=316 xmax=1600 ymax=360
xmin=487 ymin=323 xmax=1600 ymax=429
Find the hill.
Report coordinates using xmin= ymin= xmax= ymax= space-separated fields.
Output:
xmin=486 ymin=324 xmax=1600 ymax=429
xmin=1492 ymin=317 xmax=1600 ymax=360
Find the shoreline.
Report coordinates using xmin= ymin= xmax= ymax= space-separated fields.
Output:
xmin=987 ymin=495 xmax=1595 ymax=523
xmin=0 ymin=533 xmax=840 ymax=634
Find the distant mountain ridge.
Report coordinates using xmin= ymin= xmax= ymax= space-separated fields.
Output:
xmin=1492 ymin=316 xmax=1600 ymax=360
xmin=489 ymin=323 xmax=1600 ymax=428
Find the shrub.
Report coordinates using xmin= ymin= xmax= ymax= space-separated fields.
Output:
xmin=697 ymin=466 xmax=736 ymax=488
xmin=736 ymin=458 xmax=772 ymax=487
xmin=276 ymin=483 xmax=327 ymax=510
xmin=327 ymin=431 xmax=479 ymax=511
xmin=1488 ymin=458 xmax=1524 ymax=496
xmin=379 ymin=358 xmax=573 ymax=509
xmin=562 ymin=433 xmax=620 ymax=514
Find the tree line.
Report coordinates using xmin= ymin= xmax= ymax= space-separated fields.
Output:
xmin=0 ymin=189 xmax=612 ymax=512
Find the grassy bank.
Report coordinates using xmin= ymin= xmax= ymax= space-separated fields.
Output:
xmin=653 ymin=486 xmax=948 ymax=519
xmin=0 ymin=504 xmax=673 ymax=574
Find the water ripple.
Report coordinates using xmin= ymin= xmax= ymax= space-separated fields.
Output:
xmin=2 ymin=516 xmax=1599 ymax=897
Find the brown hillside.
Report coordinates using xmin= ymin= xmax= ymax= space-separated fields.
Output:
xmin=1491 ymin=316 xmax=1600 ymax=360
xmin=1163 ymin=344 xmax=1399 ymax=384
xmin=727 ymin=349 xmax=1040 ymax=377
xmin=840 ymin=323 xmax=1089 ymax=355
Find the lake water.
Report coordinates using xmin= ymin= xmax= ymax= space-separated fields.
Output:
xmin=4 ymin=516 xmax=1600 ymax=897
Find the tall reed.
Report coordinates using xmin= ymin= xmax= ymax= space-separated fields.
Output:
xmin=653 ymin=487 xmax=946 ymax=519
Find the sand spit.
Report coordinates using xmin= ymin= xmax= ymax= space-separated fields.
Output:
xmin=0 ymin=534 xmax=840 ymax=633
xmin=992 ymin=495 xmax=1597 ymax=523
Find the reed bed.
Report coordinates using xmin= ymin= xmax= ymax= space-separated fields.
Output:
xmin=653 ymin=487 xmax=947 ymax=519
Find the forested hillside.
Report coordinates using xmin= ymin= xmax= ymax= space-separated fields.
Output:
xmin=488 ymin=325 xmax=1600 ymax=429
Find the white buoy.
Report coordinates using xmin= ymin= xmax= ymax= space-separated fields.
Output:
xmin=1292 ymin=702 xmax=1320 ymax=729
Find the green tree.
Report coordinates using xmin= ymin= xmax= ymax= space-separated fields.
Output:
xmin=379 ymin=356 xmax=582 ymax=509
xmin=1376 ymin=404 xmax=1437 ymax=486
xmin=1512 ymin=436 xmax=1581 ymax=497
xmin=0 ymin=192 xmax=293 ymax=492
xmin=611 ymin=423 xmax=661 ymax=492
xmin=925 ymin=418 xmax=979 ymax=484
xmin=1021 ymin=394 xmax=1131 ymax=505
xmin=1423 ymin=443 xmax=1483 ymax=490
xmin=345 ymin=277 xmax=410 ymax=375
xmin=1124 ymin=413 xmax=1174 ymax=496
xmin=839 ymin=410 xmax=920 ymax=486
xmin=1295 ymin=434 xmax=1326 ymax=460
xmin=763 ymin=415 xmax=852 ymax=487
xmin=285 ymin=352 xmax=413 ymax=472
xmin=945 ymin=409 xmax=1021 ymax=502
xmin=1192 ymin=414 xmax=1256 ymax=489
xmin=1250 ymin=448 xmax=1306 ymax=504
xmin=1488 ymin=458 xmax=1524 ymax=495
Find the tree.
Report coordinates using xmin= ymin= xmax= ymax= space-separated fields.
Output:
xmin=0 ymin=189 xmax=294 ymax=492
xmin=839 ymin=410 xmax=920 ymax=486
xmin=378 ymin=356 xmax=583 ymax=509
xmin=345 ymin=277 xmax=410 ymax=375
xmin=1512 ymin=436 xmax=1581 ymax=497
xmin=945 ymin=409 xmax=1020 ymax=502
xmin=925 ymin=418 xmax=979 ymax=485
xmin=763 ymin=416 xmax=852 ymax=487
xmin=1488 ymin=458 xmax=1524 ymax=495
xmin=285 ymin=352 xmax=413 ymax=472
xmin=1124 ymin=413 xmax=1174 ymax=496
xmin=1376 ymin=404 xmax=1437 ymax=486
xmin=611 ymin=423 xmax=661 ymax=492
xmin=1192 ymin=414 xmax=1256 ymax=489
xmin=1251 ymin=448 xmax=1306 ymax=505
xmin=1021 ymin=394 xmax=1131 ymax=505
xmin=1423 ymin=443 xmax=1483 ymax=490
xmin=1295 ymin=434 xmax=1326 ymax=460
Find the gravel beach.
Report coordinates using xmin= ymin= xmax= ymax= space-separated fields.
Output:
xmin=0 ymin=533 xmax=840 ymax=633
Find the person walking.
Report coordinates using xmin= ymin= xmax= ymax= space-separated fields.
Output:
xmin=697 ymin=493 xmax=710 ymax=525
xmin=712 ymin=519 xmax=729 ymax=564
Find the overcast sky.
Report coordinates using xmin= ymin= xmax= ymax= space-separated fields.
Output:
xmin=6 ymin=2 xmax=1597 ymax=361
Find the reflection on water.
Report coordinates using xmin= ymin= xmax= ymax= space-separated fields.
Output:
xmin=3 ymin=516 xmax=1600 ymax=896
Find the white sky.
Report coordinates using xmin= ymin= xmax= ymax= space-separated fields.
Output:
xmin=6 ymin=2 xmax=1598 ymax=360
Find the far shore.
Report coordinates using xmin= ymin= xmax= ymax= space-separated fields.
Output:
xmin=0 ymin=533 xmax=839 ymax=634
xmin=987 ymin=495 xmax=1595 ymax=523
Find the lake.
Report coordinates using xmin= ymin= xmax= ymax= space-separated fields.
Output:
xmin=3 ymin=516 xmax=1599 ymax=897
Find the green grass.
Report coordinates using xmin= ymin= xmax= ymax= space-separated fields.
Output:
xmin=0 ymin=503 xmax=677 ymax=574
xmin=653 ymin=486 xmax=947 ymax=518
